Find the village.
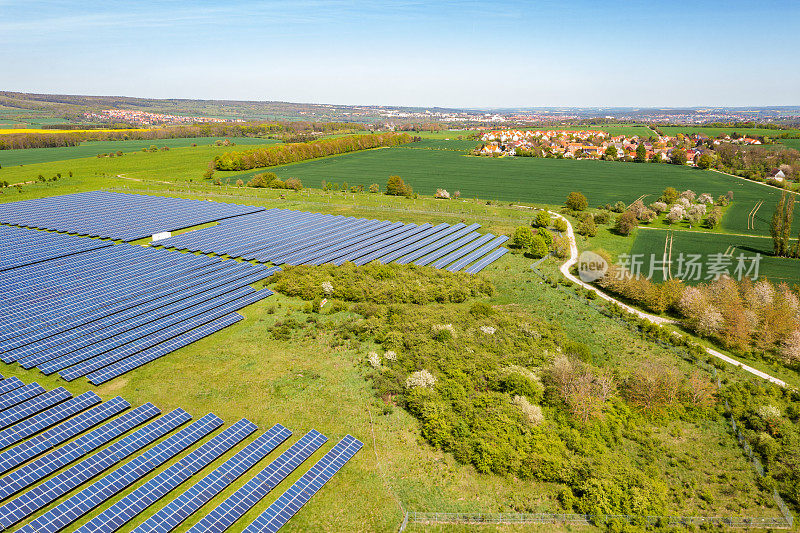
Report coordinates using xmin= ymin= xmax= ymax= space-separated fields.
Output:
xmin=83 ymin=109 xmax=245 ymax=126
xmin=478 ymin=128 xmax=765 ymax=166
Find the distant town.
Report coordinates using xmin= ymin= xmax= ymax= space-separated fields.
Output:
xmin=478 ymin=129 xmax=768 ymax=167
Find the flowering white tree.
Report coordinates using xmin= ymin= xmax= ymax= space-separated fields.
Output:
xmin=782 ymin=329 xmax=800 ymax=363
xmin=697 ymin=193 xmax=714 ymax=204
xmin=367 ymin=352 xmax=381 ymax=368
xmin=479 ymin=325 xmax=496 ymax=335
xmin=321 ymin=281 xmax=334 ymax=295
xmin=384 ymin=350 xmax=397 ymax=361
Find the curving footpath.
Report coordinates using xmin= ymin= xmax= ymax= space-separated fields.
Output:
xmin=548 ymin=210 xmax=789 ymax=388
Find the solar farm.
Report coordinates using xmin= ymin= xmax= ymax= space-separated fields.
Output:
xmin=0 ymin=189 xmax=508 ymax=531
xmin=0 ymin=375 xmax=361 ymax=533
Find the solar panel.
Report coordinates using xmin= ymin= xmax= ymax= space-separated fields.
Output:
xmin=463 ymin=247 xmax=509 ymax=274
xmin=187 ymin=430 xmax=328 ymax=533
xmin=242 ymin=435 xmax=364 ymax=533
xmin=0 ymin=401 xmax=155 ymax=502
xmin=133 ymin=423 xmax=292 ymax=533
xmin=0 ymin=391 xmax=102 ymax=453
xmin=16 ymin=413 xmax=222 ymax=533
xmin=0 ymin=407 xmax=184 ymax=528
xmin=0 ymin=387 xmax=72 ymax=430
xmin=0 ymin=378 xmax=24 ymax=396
xmin=0 ymin=382 xmax=46 ymax=411
xmin=76 ymin=418 xmax=255 ymax=533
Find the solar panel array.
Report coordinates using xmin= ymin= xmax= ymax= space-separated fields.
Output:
xmin=156 ymin=208 xmax=509 ymax=274
xmin=0 ymin=243 xmax=276 ymax=383
xmin=0 ymin=377 xmax=360 ymax=532
xmin=0 ymin=191 xmax=264 ymax=241
xmin=0 ymin=225 xmax=110 ymax=272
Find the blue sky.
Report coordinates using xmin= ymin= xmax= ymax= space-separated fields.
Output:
xmin=1 ymin=0 xmax=798 ymax=108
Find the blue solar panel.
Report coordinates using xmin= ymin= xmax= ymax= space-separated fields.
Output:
xmin=0 ymin=391 xmax=101 ymax=453
xmin=0 ymin=191 xmax=264 ymax=242
xmin=0 ymin=378 xmax=24 ymax=396
xmin=242 ymin=435 xmax=364 ymax=533
xmin=0 ymin=387 xmax=71 ymax=430
xmin=0 ymin=382 xmax=46 ymax=411
xmin=0 ymin=407 xmax=183 ymax=529
xmin=463 ymin=247 xmax=509 ymax=274
xmin=77 ymin=418 xmax=255 ymax=533
xmin=16 ymin=413 xmax=223 ymax=533
xmin=133 ymin=424 xmax=292 ymax=533
xmin=0 ymin=395 xmax=126 ymax=476
xmin=187 ymin=430 xmax=328 ymax=533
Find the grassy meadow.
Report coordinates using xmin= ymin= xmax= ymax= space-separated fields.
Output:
xmin=659 ymin=126 xmax=800 ymax=139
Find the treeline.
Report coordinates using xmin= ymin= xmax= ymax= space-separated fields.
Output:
xmin=596 ymin=262 xmax=800 ymax=367
xmin=0 ymin=121 xmax=368 ymax=151
xmin=212 ymin=132 xmax=416 ymax=171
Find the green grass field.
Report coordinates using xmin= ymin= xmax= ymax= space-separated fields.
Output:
xmin=222 ymin=146 xmax=799 ymax=237
xmin=0 ymin=137 xmax=280 ymax=167
xmin=659 ymin=126 xmax=800 ymax=138
xmin=629 ymin=228 xmax=800 ymax=285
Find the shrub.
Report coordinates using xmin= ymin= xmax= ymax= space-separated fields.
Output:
xmin=576 ymin=214 xmax=597 ymax=237
xmin=529 ymin=235 xmax=549 ymax=258
xmin=565 ymin=191 xmax=588 ymax=211
xmin=512 ymin=395 xmax=544 ymax=426
xmin=386 ymin=175 xmax=412 ymax=197
xmin=593 ymin=210 xmax=611 ymax=225
xmin=434 ymin=188 xmax=450 ymax=199
xmin=553 ymin=218 xmax=568 ymax=232
xmin=659 ymin=187 xmax=679 ymax=204
xmin=536 ymin=228 xmax=553 ymax=246
xmin=248 ymin=172 xmax=277 ymax=188
xmin=534 ymin=210 xmax=551 ymax=228
xmin=406 ymin=369 xmax=436 ymax=389
xmin=285 ymin=178 xmax=303 ymax=190
xmin=511 ymin=226 xmax=535 ymax=249
xmin=614 ymin=210 xmax=638 ymax=236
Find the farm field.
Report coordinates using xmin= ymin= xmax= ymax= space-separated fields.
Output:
xmin=629 ymin=228 xmax=800 ymax=285
xmin=777 ymin=138 xmax=800 ymax=150
xmin=659 ymin=126 xmax=800 ymax=138
xmin=0 ymin=127 xmax=150 ymax=135
xmin=226 ymin=145 xmax=800 ymax=236
xmin=0 ymin=136 xmax=279 ymax=167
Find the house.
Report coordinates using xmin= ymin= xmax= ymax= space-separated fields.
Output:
xmin=769 ymin=168 xmax=786 ymax=180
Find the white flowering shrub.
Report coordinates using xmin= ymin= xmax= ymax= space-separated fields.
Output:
xmin=367 ymin=351 xmax=381 ymax=368
xmin=434 ymin=188 xmax=450 ymax=199
xmin=677 ymin=197 xmax=691 ymax=209
xmin=782 ymin=329 xmax=800 ymax=363
xmin=697 ymin=193 xmax=714 ymax=204
xmin=651 ymin=201 xmax=668 ymax=213
xmin=479 ymin=325 xmax=496 ymax=335
xmin=405 ymin=369 xmax=436 ymax=389
xmin=756 ymin=404 xmax=781 ymax=421
xmin=752 ymin=280 xmax=775 ymax=307
xmin=384 ymin=350 xmax=397 ymax=361
xmin=321 ymin=281 xmax=334 ymax=295
xmin=512 ymin=395 xmax=544 ymax=426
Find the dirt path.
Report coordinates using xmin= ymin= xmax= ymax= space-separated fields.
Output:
xmin=549 ymin=209 xmax=789 ymax=388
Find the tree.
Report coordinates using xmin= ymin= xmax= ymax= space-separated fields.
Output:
xmin=247 ymin=171 xmax=277 ymax=188
xmin=604 ymin=146 xmax=618 ymax=160
xmin=553 ymin=218 xmax=568 ymax=232
xmin=202 ymin=168 xmax=215 ymax=181
xmin=670 ymin=149 xmax=687 ymax=165
xmin=696 ymin=153 xmax=714 ymax=169
xmin=285 ymin=178 xmax=303 ymax=190
xmin=771 ymin=192 xmax=795 ymax=257
xmin=659 ymin=187 xmax=679 ymax=204
xmin=386 ymin=175 xmax=412 ymax=197
xmin=369 ymin=183 xmax=380 ymax=193
xmin=706 ymin=206 xmax=723 ymax=229
xmin=533 ymin=211 xmax=551 ymax=228
xmin=235 ymin=179 xmax=244 ymax=187
xmin=614 ymin=210 xmax=638 ymax=236
xmin=537 ymin=228 xmax=554 ymax=246
xmin=576 ymin=214 xmax=597 ymax=237
xmin=565 ymin=191 xmax=588 ymax=211
xmin=634 ymin=144 xmax=647 ymax=163
xmin=511 ymin=227 xmax=535 ymax=250
xmin=529 ymin=235 xmax=549 ymax=258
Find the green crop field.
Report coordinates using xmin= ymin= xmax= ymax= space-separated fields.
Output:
xmin=777 ymin=138 xmax=800 ymax=150
xmin=629 ymin=228 xmax=800 ymax=285
xmin=224 ymin=145 xmax=800 ymax=236
xmin=0 ymin=137 xmax=279 ymax=167
xmin=659 ymin=126 xmax=800 ymax=138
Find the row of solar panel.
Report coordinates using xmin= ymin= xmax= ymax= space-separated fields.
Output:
xmin=0 ymin=243 xmax=276 ymax=383
xmin=156 ymin=208 xmax=509 ymax=274
xmin=0 ymin=225 xmax=110 ymax=272
xmin=0 ymin=376 xmax=361 ymax=532
xmin=0 ymin=191 xmax=264 ymax=241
